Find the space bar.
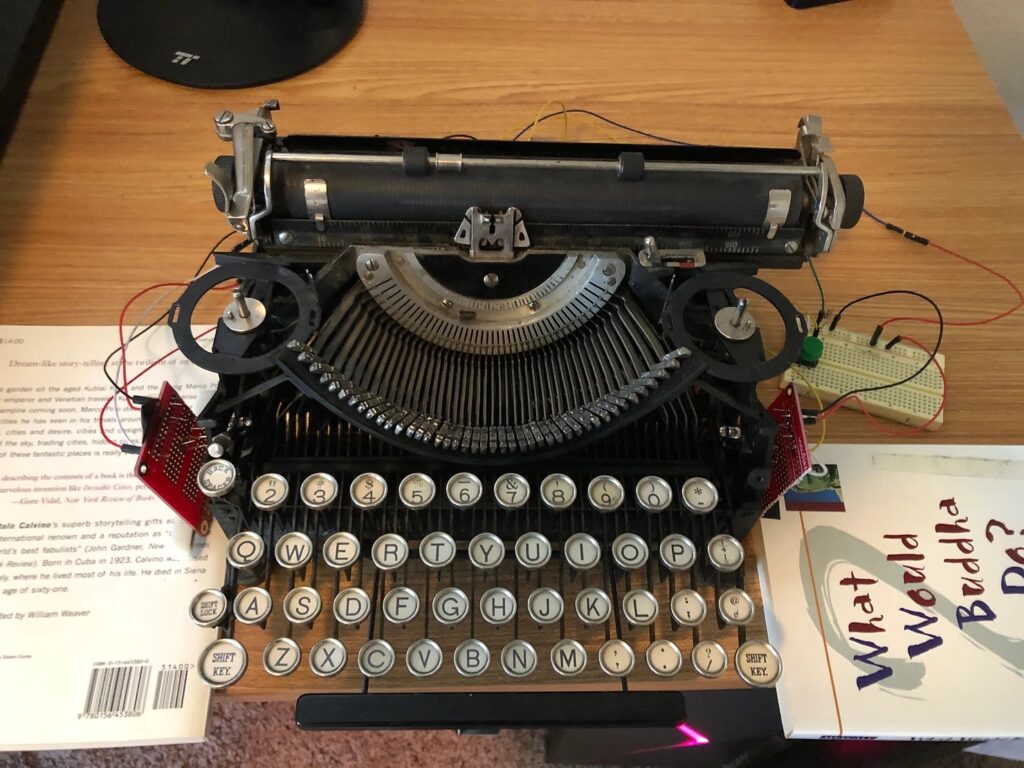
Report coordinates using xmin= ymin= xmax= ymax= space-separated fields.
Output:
xmin=295 ymin=691 xmax=686 ymax=730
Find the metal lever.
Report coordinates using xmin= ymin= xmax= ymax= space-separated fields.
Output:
xmin=205 ymin=100 xmax=280 ymax=235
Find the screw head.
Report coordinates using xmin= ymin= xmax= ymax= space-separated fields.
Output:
xmin=215 ymin=110 xmax=234 ymax=125
xmin=785 ymin=240 xmax=799 ymax=254
xmin=603 ymin=264 xmax=616 ymax=276
xmin=276 ymin=231 xmax=294 ymax=245
xmin=528 ymin=300 xmax=540 ymax=312
xmin=483 ymin=273 xmax=499 ymax=288
xmin=364 ymin=258 xmax=379 ymax=272
xmin=441 ymin=298 xmax=454 ymax=309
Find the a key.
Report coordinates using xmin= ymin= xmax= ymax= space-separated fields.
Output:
xmin=334 ymin=587 xmax=372 ymax=625
xmin=646 ymin=639 xmax=683 ymax=677
xmin=598 ymin=639 xmax=635 ymax=677
xmin=198 ymin=638 xmax=247 ymax=689
xmin=735 ymin=640 xmax=782 ymax=688
xmin=357 ymin=639 xmax=396 ymax=677
xmin=309 ymin=638 xmax=346 ymax=677
xmin=382 ymin=586 xmax=420 ymax=624
xmin=500 ymin=639 xmax=538 ymax=678
xmin=574 ymin=587 xmax=612 ymax=625
xmin=611 ymin=532 xmax=649 ymax=570
xmin=263 ymin=637 xmax=301 ymax=676
xmin=527 ymin=587 xmax=564 ymax=625
xmin=233 ymin=586 xmax=272 ymax=626
xmin=432 ymin=587 xmax=469 ymax=625
xmin=622 ymin=588 xmax=659 ymax=626
xmin=454 ymin=639 xmax=490 ymax=677
xmin=480 ymin=587 xmax=517 ymax=625
xmin=406 ymin=638 xmax=444 ymax=678
xmin=189 ymin=588 xmax=227 ymax=628
xmin=550 ymin=639 xmax=587 ymax=677
xmin=283 ymin=586 xmax=322 ymax=625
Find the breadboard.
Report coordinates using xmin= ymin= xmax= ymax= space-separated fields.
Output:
xmin=780 ymin=320 xmax=945 ymax=430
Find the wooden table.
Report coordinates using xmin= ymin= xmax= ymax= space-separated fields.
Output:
xmin=2 ymin=0 xmax=1022 ymax=700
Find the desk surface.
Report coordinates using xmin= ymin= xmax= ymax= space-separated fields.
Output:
xmin=1 ymin=0 xmax=1022 ymax=699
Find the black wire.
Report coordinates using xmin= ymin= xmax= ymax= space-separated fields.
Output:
xmin=807 ymin=256 xmax=826 ymax=327
xmin=101 ymin=231 xmax=247 ymax=400
xmin=440 ymin=133 xmax=479 ymax=140
xmin=818 ymin=290 xmax=943 ymax=414
xmin=510 ymin=108 xmax=694 ymax=144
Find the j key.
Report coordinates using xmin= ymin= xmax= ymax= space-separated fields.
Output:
xmin=527 ymin=587 xmax=564 ymax=625
xmin=263 ymin=637 xmax=301 ymax=676
xmin=550 ymin=639 xmax=587 ymax=677
xmin=309 ymin=638 xmax=347 ymax=677
xmin=358 ymin=639 xmax=396 ymax=677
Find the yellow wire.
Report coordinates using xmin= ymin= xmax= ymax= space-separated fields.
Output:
xmin=522 ymin=100 xmax=569 ymax=141
xmin=767 ymin=346 xmax=827 ymax=451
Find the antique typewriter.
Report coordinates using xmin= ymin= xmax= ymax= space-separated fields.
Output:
xmin=153 ymin=101 xmax=863 ymax=729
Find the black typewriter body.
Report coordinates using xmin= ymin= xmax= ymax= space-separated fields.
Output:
xmin=169 ymin=102 xmax=862 ymax=728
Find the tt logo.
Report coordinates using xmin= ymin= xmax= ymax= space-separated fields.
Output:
xmin=172 ymin=51 xmax=201 ymax=65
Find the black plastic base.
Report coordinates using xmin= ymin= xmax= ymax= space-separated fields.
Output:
xmin=96 ymin=0 xmax=364 ymax=89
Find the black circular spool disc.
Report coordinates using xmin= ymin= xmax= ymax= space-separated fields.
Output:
xmin=97 ymin=0 xmax=365 ymax=89
xmin=665 ymin=271 xmax=806 ymax=383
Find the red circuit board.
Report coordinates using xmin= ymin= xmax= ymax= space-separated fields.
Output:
xmin=133 ymin=382 xmax=212 ymax=535
xmin=761 ymin=383 xmax=813 ymax=513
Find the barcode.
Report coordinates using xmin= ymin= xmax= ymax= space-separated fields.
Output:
xmin=82 ymin=665 xmax=151 ymax=717
xmin=153 ymin=668 xmax=189 ymax=710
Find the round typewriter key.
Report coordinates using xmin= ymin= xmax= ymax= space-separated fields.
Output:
xmin=468 ymin=532 xmax=505 ymax=570
xmin=494 ymin=472 xmax=530 ymax=510
xmin=382 ymin=586 xmax=420 ymax=625
xmin=189 ymin=588 xmax=228 ymax=628
xmin=480 ymin=587 xmax=517 ymax=625
xmin=283 ymin=586 xmax=322 ymax=625
xmin=198 ymin=638 xmax=247 ymax=689
xmin=275 ymin=531 xmax=313 ymax=570
xmin=226 ymin=531 xmax=265 ymax=570
xmin=515 ymin=531 xmax=552 ymax=569
xmin=735 ymin=640 xmax=783 ymax=688
xmin=419 ymin=531 xmax=457 ymax=569
xmin=233 ymin=586 xmax=272 ymax=625
xmin=659 ymin=533 xmax=697 ymax=572
xmin=575 ymin=587 xmax=612 ymax=625
xmin=299 ymin=472 xmax=338 ymax=510
xmin=681 ymin=476 xmax=719 ymax=514
xmin=550 ymin=639 xmax=588 ymax=677
xmin=646 ymin=639 xmax=684 ymax=677
xmin=635 ymin=475 xmax=673 ymax=513
xmin=358 ymin=639 xmax=396 ymax=678
xmin=587 ymin=475 xmax=624 ymax=512
xmin=309 ymin=638 xmax=347 ymax=678
xmin=197 ymin=458 xmax=237 ymax=498
xmin=622 ymin=588 xmax=659 ymax=627
xmin=527 ymin=587 xmax=564 ymax=625
xmin=371 ymin=533 xmax=409 ymax=571
xmin=398 ymin=472 xmax=435 ymax=509
xmin=322 ymin=531 xmax=360 ymax=569
xmin=718 ymin=588 xmax=756 ymax=626
xmin=446 ymin=472 xmax=483 ymax=508
xmin=432 ymin=586 xmax=470 ymax=625
xmin=564 ymin=532 xmax=601 ymax=571
xmin=350 ymin=472 xmax=388 ymax=510
xmin=250 ymin=472 xmax=288 ymax=511
xmin=454 ymin=638 xmax=491 ymax=677
xmin=611 ymin=532 xmax=649 ymax=570
xmin=406 ymin=638 xmax=444 ymax=678
xmin=501 ymin=639 xmax=538 ymax=678
xmin=540 ymin=473 xmax=576 ymax=510
xmin=263 ymin=637 xmax=301 ymax=677
xmin=598 ymin=639 xmax=635 ymax=677
xmin=334 ymin=587 xmax=372 ymax=625
xmin=707 ymin=533 xmax=745 ymax=573
xmin=692 ymin=640 xmax=728 ymax=679
xmin=670 ymin=588 xmax=707 ymax=627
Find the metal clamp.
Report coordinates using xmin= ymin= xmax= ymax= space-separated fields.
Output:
xmin=303 ymin=178 xmax=331 ymax=232
xmin=763 ymin=189 xmax=792 ymax=240
xmin=205 ymin=100 xmax=280 ymax=235
xmin=637 ymin=236 xmax=707 ymax=269
xmin=453 ymin=207 xmax=530 ymax=262
xmin=796 ymin=115 xmax=846 ymax=252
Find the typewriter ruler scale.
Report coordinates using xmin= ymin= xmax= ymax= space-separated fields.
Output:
xmin=165 ymin=103 xmax=863 ymax=724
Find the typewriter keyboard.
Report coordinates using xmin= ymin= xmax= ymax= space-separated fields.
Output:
xmin=192 ymin=469 xmax=781 ymax=694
